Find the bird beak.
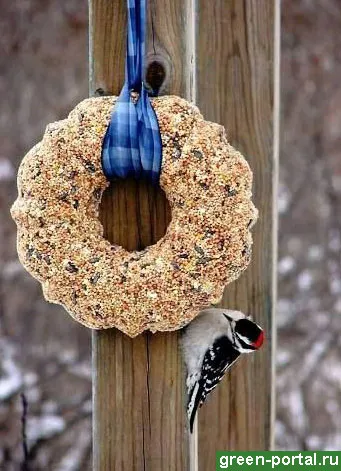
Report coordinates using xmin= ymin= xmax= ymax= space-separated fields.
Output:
xmin=222 ymin=313 xmax=233 ymax=323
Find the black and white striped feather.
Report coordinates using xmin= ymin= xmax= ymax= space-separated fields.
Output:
xmin=187 ymin=335 xmax=240 ymax=432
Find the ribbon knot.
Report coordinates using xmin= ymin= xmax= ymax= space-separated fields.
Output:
xmin=101 ymin=0 xmax=162 ymax=184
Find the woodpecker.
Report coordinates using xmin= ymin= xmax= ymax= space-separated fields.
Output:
xmin=181 ymin=308 xmax=264 ymax=432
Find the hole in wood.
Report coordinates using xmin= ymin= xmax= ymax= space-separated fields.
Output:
xmin=146 ymin=60 xmax=166 ymax=95
xmin=99 ymin=178 xmax=171 ymax=252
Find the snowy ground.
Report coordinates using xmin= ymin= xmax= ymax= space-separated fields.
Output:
xmin=1 ymin=0 xmax=341 ymax=468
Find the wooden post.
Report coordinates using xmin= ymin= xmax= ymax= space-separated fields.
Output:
xmin=196 ymin=0 xmax=280 ymax=465
xmin=89 ymin=0 xmax=196 ymax=469
xmin=90 ymin=0 xmax=279 ymax=469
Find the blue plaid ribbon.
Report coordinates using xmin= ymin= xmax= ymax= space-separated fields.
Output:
xmin=101 ymin=0 xmax=162 ymax=184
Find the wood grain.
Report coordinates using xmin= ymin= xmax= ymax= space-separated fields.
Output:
xmin=196 ymin=0 xmax=279 ymax=464
xmin=89 ymin=0 xmax=196 ymax=469
xmin=90 ymin=0 xmax=278 ymax=467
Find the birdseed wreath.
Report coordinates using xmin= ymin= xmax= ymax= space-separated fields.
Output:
xmin=11 ymin=96 xmax=257 ymax=337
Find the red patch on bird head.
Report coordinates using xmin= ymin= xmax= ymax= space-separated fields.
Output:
xmin=253 ymin=330 xmax=264 ymax=349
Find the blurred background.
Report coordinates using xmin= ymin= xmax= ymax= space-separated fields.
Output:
xmin=1 ymin=0 xmax=341 ymax=468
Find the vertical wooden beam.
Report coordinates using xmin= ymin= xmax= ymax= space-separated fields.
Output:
xmin=197 ymin=0 xmax=279 ymax=464
xmin=89 ymin=0 xmax=196 ymax=469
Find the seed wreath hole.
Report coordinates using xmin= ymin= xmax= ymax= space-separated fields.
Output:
xmin=99 ymin=178 xmax=171 ymax=252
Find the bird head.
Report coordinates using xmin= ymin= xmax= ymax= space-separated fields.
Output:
xmin=223 ymin=312 xmax=264 ymax=353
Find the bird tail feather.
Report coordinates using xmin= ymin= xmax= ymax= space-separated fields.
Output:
xmin=187 ymin=382 xmax=202 ymax=433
